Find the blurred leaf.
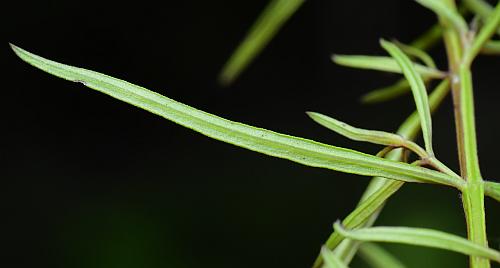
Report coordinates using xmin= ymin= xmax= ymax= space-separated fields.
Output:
xmin=10 ymin=44 xmax=464 ymax=188
xmin=380 ymin=39 xmax=435 ymax=156
xmin=411 ymin=24 xmax=443 ymax=50
xmin=306 ymin=111 xmax=427 ymax=157
xmin=482 ymin=40 xmax=500 ymax=54
xmin=361 ymin=79 xmax=414 ymax=104
xmin=332 ymin=55 xmax=446 ymax=78
xmin=321 ymin=246 xmax=349 ymax=268
xmin=334 ymin=222 xmax=500 ymax=263
xmin=219 ymin=0 xmax=305 ymax=85
xmin=484 ymin=181 xmax=500 ymax=202
xmin=358 ymin=243 xmax=407 ymax=268
xmin=416 ymin=0 xmax=468 ymax=35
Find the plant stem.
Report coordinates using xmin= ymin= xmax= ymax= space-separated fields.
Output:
xmin=441 ymin=2 xmax=490 ymax=266
xmin=457 ymin=66 xmax=489 ymax=268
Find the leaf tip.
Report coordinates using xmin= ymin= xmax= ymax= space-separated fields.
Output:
xmin=9 ymin=43 xmax=23 ymax=56
xmin=359 ymin=93 xmax=375 ymax=104
xmin=305 ymin=111 xmax=318 ymax=118
xmin=217 ymin=71 xmax=234 ymax=87
xmin=331 ymin=54 xmax=340 ymax=63
xmin=379 ymin=38 xmax=393 ymax=50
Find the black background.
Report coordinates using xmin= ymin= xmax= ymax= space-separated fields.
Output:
xmin=3 ymin=1 xmax=500 ymax=267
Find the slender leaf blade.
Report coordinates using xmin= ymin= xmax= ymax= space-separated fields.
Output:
xmin=380 ymin=39 xmax=435 ymax=156
xmin=306 ymin=112 xmax=406 ymax=147
xmin=332 ymin=55 xmax=446 ymax=79
xmin=306 ymin=111 xmax=429 ymax=158
xmin=361 ymin=79 xmax=412 ymax=104
xmin=358 ymin=243 xmax=407 ymax=268
xmin=219 ymin=0 xmax=305 ymax=85
xmin=10 ymin=44 xmax=464 ymax=188
xmin=333 ymin=222 xmax=500 ymax=263
xmin=321 ymin=246 xmax=349 ymax=268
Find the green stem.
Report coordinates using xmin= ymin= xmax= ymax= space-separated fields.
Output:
xmin=462 ymin=182 xmax=489 ymax=267
xmin=458 ymin=66 xmax=489 ymax=268
xmin=440 ymin=2 xmax=490 ymax=267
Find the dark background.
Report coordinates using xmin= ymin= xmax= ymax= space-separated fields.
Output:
xmin=3 ymin=0 xmax=500 ymax=267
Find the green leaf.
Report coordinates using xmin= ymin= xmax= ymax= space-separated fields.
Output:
xmin=358 ymin=243 xmax=407 ymax=268
xmin=10 ymin=44 xmax=464 ymax=189
xmin=321 ymin=246 xmax=349 ymax=268
xmin=333 ymin=222 xmax=500 ymax=263
xmin=416 ymin=0 xmax=468 ymax=35
xmin=332 ymin=55 xmax=446 ymax=79
xmin=218 ymin=0 xmax=305 ymax=85
xmin=410 ymin=24 xmax=443 ymax=50
xmin=380 ymin=39 xmax=435 ymax=156
xmin=484 ymin=181 xmax=500 ymax=202
xmin=360 ymin=79 xmax=412 ymax=104
xmin=306 ymin=112 xmax=427 ymax=157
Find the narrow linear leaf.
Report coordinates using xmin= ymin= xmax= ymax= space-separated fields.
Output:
xmin=484 ymin=181 xmax=500 ymax=202
xmin=361 ymin=79 xmax=410 ymax=104
xmin=411 ymin=24 xmax=443 ymax=50
xmin=219 ymin=0 xmax=305 ymax=85
xmin=333 ymin=222 xmax=500 ymax=263
xmin=10 ymin=45 xmax=464 ymax=189
xmin=358 ymin=243 xmax=407 ymax=268
xmin=416 ymin=0 xmax=468 ymax=35
xmin=306 ymin=112 xmax=405 ymax=146
xmin=306 ymin=112 xmax=426 ymax=157
xmin=332 ymin=55 xmax=446 ymax=79
xmin=321 ymin=246 xmax=349 ymax=268
xmin=380 ymin=39 xmax=435 ymax=156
